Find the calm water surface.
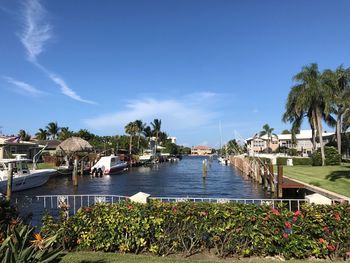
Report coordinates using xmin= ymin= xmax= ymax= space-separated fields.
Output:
xmin=14 ymin=156 xmax=269 ymax=199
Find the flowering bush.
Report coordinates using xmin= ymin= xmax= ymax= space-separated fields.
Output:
xmin=41 ymin=201 xmax=350 ymax=259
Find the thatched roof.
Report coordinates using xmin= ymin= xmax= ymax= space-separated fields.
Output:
xmin=56 ymin=137 xmax=93 ymax=153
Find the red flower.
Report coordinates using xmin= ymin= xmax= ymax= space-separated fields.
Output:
xmin=346 ymin=251 xmax=350 ymax=257
xmin=327 ymin=245 xmax=336 ymax=251
xmin=84 ymin=207 xmax=92 ymax=213
xmin=319 ymin=238 xmax=326 ymax=244
xmin=292 ymin=216 xmax=298 ymax=222
xmin=323 ymin=226 xmax=329 ymax=232
xmin=284 ymin=221 xmax=292 ymax=229
xmin=294 ymin=210 xmax=301 ymax=217
xmin=334 ymin=213 xmax=341 ymax=221
xmin=282 ymin=233 xmax=288 ymax=239
xmin=172 ymin=207 xmax=177 ymax=214
xmin=271 ymin=208 xmax=281 ymax=216
xmin=127 ymin=204 xmax=133 ymax=210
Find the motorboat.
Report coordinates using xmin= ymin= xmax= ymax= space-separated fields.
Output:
xmin=139 ymin=149 xmax=154 ymax=163
xmin=0 ymin=157 xmax=56 ymax=192
xmin=91 ymin=155 xmax=128 ymax=176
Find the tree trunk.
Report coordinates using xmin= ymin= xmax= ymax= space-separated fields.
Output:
xmin=137 ymin=134 xmax=141 ymax=152
xmin=316 ymin=108 xmax=325 ymax=166
xmin=336 ymin=115 xmax=342 ymax=155
xmin=311 ymin=111 xmax=317 ymax=152
xmin=129 ymin=135 xmax=132 ymax=155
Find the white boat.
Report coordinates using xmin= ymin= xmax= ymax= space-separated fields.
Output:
xmin=91 ymin=155 xmax=128 ymax=176
xmin=139 ymin=150 xmax=154 ymax=163
xmin=0 ymin=158 xmax=56 ymax=192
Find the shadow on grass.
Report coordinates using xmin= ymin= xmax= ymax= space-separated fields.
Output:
xmin=326 ymin=170 xmax=350 ymax=182
xmin=80 ymin=261 xmax=106 ymax=263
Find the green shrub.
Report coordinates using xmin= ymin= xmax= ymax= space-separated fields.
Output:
xmin=287 ymin=148 xmax=298 ymax=156
xmin=41 ymin=201 xmax=350 ymax=259
xmin=277 ymin=157 xmax=288 ymax=165
xmin=247 ymin=157 xmax=271 ymax=165
xmin=311 ymin=147 xmax=341 ymax=166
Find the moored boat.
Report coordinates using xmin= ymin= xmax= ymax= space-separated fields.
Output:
xmin=91 ymin=155 xmax=128 ymax=176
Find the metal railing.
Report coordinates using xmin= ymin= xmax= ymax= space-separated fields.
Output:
xmin=150 ymin=197 xmax=307 ymax=211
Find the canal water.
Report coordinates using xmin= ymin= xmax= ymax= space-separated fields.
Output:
xmin=14 ymin=156 xmax=270 ymax=199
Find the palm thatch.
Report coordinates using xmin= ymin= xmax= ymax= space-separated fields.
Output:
xmin=56 ymin=137 xmax=93 ymax=153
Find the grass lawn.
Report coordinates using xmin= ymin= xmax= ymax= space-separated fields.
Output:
xmin=282 ymin=163 xmax=350 ymax=197
xmin=60 ymin=252 xmax=345 ymax=263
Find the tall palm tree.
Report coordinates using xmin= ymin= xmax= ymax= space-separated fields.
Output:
xmin=134 ymin=120 xmax=146 ymax=151
xmin=151 ymin=119 xmax=162 ymax=151
xmin=259 ymin=124 xmax=277 ymax=153
xmin=323 ymin=65 xmax=350 ymax=154
xmin=142 ymin=126 xmax=152 ymax=148
xmin=18 ymin=129 xmax=31 ymax=141
xmin=283 ymin=63 xmax=332 ymax=165
xmin=46 ymin=122 xmax=60 ymax=140
xmin=35 ymin=128 xmax=49 ymax=140
xmin=125 ymin=121 xmax=138 ymax=155
xmin=59 ymin=127 xmax=73 ymax=141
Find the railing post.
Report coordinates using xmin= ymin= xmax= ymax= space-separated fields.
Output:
xmin=277 ymin=165 xmax=283 ymax=198
xmin=269 ymin=164 xmax=275 ymax=193
xmin=264 ymin=162 xmax=268 ymax=189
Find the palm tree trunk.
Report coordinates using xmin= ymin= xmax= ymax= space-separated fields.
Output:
xmin=129 ymin=135 xmax=132 ymax=155
xmin=137 ymin=134 xmax=141 ymax=152
xmin=311 ymin=111 xmax=317 ymax=152
xmin=316 ymin=108 xmax=325 ymax=166
xmin=336 ymin=115 xmax=342 ymax=155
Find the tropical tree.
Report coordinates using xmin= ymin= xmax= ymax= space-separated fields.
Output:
xmin=125 ymin=121 xmax=138 ymax=154
xmin=75 ymin=129 xmax=95 ymax=141
xmin=18 ymin=129 xmax=31 ymax=141
xmin=322 ymin=65 xmax=350 ymax=154
xmin=46 ymin=122 xmax=60 ymax=140
xmin=151 ymin=119 xmax=162 ymax=150
xmin=134 ymin=120 xmax=146 ymax=151
xmin=283 ymin=63 xmax=332 ymax=165
xmin=35 ymin=128 xmax=49 ymax=140
xmin=281 ymin=129 xmax=291 ymax=134
xmin=259 ymin=124 xmax=277 ymax=153
xmin=59 ymin=127 xmax=74 ymax=141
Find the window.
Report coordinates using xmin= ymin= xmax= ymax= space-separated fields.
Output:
xmin=10 ymin=146 xmax=17 ymax=154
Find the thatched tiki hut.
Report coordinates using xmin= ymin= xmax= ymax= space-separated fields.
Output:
xmin=56 ymin=137 xmax=93 ymax=154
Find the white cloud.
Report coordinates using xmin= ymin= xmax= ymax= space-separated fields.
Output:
xmin=18 ymin=0 xmax=96 ymax=104
xmin=3 ymin=76 xmax=44 ymax=96
xmin=83 ymin=95 xmax=219 ymax=134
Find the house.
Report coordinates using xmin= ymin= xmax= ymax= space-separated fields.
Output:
xmin=0 ymin=136 xmax=41 ymax=159
xmin=246 ymin=130 xmax=334 ymax=156
xmin=167 ymin=137 xmax=177 ymax=144
xmin=35 ymin=140 xmax=61 ymax=156
xmin=191 ymin=145 xmax=212 ymax=155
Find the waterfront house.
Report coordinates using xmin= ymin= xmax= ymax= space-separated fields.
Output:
xmin=191 ymin=145 xmax=213 ymax=155
xmin=246 ymin=130 xmax=334 ymax=156
xmin=0 ymin=136 xmax=40 ymax=159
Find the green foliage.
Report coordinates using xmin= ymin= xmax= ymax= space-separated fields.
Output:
xmin=41 ymin=201 xmax=350 ymax=259
xmin=277 ymin=157 xmax=311 ymax=166
xmin=0 ymin=200 xmax=18 ymax=232
xmin=247 ymin=157 xmax=272 ymax=165
xmin=287 ymin=148 xmax=298 ymax=156
xmin=0 ymin=221 xmax=63 ymax=263
xmin=312 ymin=146 xmax=341 ymax=166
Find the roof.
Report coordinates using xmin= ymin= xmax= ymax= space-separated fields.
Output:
xmin=0 ymin=136 xmax=38 ymax=146
xmin=35 ymin=140 xmax=61 ymax=149
xmin=247 ymin=130 xmax=335 ymax=141
xmin=192 ymin=145 xmax=212 ymax=150
xmin=56 ymin=137 xmax=93 ymax=153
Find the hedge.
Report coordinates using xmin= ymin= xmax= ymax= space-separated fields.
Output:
xmin=277 ymin=157 xmax=311 ymax=166
xmin=41 ymin=201 xmax=350 ymax=260
xmin=312 ymin=147 xmax=341 ymax=166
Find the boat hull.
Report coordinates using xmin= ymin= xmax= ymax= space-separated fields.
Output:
xmin=0 ymin=169 xmax=56 ymax=192
xmin=105 ymin=163 xmax=128 ymax=175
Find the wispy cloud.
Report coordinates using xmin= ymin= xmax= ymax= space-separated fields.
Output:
xmin=3 ymin=76 xmax=44 ymax=96
xmin=83 ymin=94 xmax=220 ymax=134
xmin=18 ymin=0 xmax=96 ymax=104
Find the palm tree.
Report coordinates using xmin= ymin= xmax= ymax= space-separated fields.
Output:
xmin=35 ymin=128 xmax=49 ymax=140
xmin=18 ymin=129 xmax=31 ymax=141
xmin=59 ymin=127 xmax=73 ymax=141
xmin=46 ymin=122 xmax=60 ymax=140
xmin=134 ymin=120 xmax=146 ymax=151
xmin=283 ymin=63 xmax=332 ymax=165
xmin=259 ymin=124 xmax=277 ymax=153
xmin=323 ymin=65 xmax=350 ymax=154
xmin=151 ymin=119 xmax=162 ymax=151
xmin=125 ymin=121 xmax=138 ymax=155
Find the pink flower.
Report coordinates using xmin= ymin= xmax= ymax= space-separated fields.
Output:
xmin=294 ymin=210 xmax=301 ymax=217
xmin=323 ymin=226 xmax=329 ymax=232
xmin=292 ymin=216 xmax=298 ymax=222
xmin=346 ymin=251 xmax=350 ymax=257
xmin=327 ymin=245 xmax=336 ymax=251
xmin=201 ymin=211 xmax=208 ymax=216
xmin=127 ymin=204 xmax=133 ymax=210
xmin=282 ymin=233 xmax=288 ymax=239
xmin=172 ymin=207 xmax=177 ymax=214
xmin=284 ymin=221 xmax=292 ymax=229
xmin=335 ymin=213 xmax=341 ymax=221
xmin=319 ymin=238 xmax=326 ymax=244
xmin=271 ymin=208 xmax=281 ymax=216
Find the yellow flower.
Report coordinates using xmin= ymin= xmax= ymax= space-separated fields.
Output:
xmin=31 ymin=233 xmax=44 ymax=250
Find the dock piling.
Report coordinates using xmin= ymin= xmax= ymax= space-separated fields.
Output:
xmin=277 ymin=166 xmax=283 ymax=198
xmin=6 ymin=163 xmax=13 ymax=201
xmin=73 ymin=158 xmax=78 ymax=186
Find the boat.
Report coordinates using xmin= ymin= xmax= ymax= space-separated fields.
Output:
xmin=91 ymin=155 xmax=128 ymax=176
xmin=0 ymin=157 xmax=56 ymax=192
xmin=139 ymin=149 xmax=154 ymax=163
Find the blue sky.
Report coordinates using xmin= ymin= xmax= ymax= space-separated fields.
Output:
xmin=0 ymin=0 xmax=349 ymax=147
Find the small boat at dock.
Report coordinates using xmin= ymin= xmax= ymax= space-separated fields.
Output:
xmin=91 ymin=155 xmax=128 ymax=176
xmin=0 ymin=157 xmax=56 ymax=192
